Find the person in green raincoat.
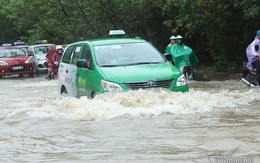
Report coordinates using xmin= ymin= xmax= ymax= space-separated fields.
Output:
xmin=165 ymin=35 xmax=176 ymax=65
xmin=169 ymin=35 xmax=199 ymax=70
xmin=165 ymin=35 xmax=176 ymax=53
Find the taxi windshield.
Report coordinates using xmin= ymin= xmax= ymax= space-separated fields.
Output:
xmin=93 ymin=42 xmax=166 ymax=67
xmin=34 ymin=45 xmax=53 ymax=55
xmin=0 ymin=48 xmax=26 ymax=58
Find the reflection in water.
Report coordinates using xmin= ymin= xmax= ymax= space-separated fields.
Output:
xmin=0 ymin=77 xmax=259 ymax=162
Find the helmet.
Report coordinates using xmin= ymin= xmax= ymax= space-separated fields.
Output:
xmin=256 ymin=30 xmax=260 ymax=36
xmin=169 ymin=36 xmax=176 ymax=40
xmin=56 ymin=45 xmax=63 ymax=50
xmin=176 ymin=35 xmax=183 ymax=39
xmin=56 ymin=45 xmax=63 ymax=54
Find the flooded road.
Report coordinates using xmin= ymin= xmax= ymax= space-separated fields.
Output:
xmin=0 ymin=75 xmax=259 ymax=162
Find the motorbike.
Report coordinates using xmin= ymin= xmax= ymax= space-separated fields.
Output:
xmin=45 ymin=61 xmax=59 ymax=80
xmin=164 ymin=43 xmax=199 ymax=80
xmin=241 ymin=61 xmax=258 ymax=87
xmin=182 ymin=64 xmax=194 ymax=80
xmin=164 ymin=52 xmax=196 ymax=80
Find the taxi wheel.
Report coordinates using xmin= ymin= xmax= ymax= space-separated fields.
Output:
xmin=90 ymin=91 xmax=96 ymax=99
xmin=61 ymin=86 xmax=67 ymax=94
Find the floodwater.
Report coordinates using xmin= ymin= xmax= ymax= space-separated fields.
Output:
xmin=0 ymin=75 xmax=259 ymax=162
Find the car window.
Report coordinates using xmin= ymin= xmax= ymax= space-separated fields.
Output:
xmin=34 ymin=45 xmax=53 ymax=55
xmin=0 ymin=48 xmax=26 ymax=58
xmin=94 ymin=42 xmax=165 ymax=66
xmin=72 ymin=45 xmax=82 ymax=65
xmin=62 ymin=45 xmax=74 ymax=64
xmin=81 ymin=45 xmax=93 ymax=69
xmin=81 ymin=45 xmax=91 ymax=61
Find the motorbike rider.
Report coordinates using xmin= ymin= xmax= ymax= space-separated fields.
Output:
xmin=165 ymin=35 xmax=176 ymax=53
xmin=45 ymin=45 xmax=63 ymax=79
xmin=176 ymin=35 xmax=183 ymax=45
xmin=246 ymin=30 xmax=260 ymax=85
xmin=164 ymin=35 xmax=176 ymax=65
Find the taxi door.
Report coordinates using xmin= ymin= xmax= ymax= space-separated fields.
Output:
xmin=76 ymin=44 xmax=101 ymax=98
xmin=69 ymin=44 xmax=83 ymax=97
xmin=59 ymin=45 xmax=80 ymax=97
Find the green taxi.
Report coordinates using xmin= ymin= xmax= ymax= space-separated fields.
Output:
xmin=58 ymin=30 xmax=188 ymax=98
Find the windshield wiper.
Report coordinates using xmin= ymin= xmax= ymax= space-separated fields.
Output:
xmin=100 ymin=64 xmax=119 ymax=67
xmin=127 ymin=62 xmax=162 ymax=66
xmin=100 ymin=62 xmax=162 ymax=67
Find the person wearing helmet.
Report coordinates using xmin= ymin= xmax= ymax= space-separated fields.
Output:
xmin=176 ymin=35 xmax=183 ymax=45
xmin=246 ymin=30 xmax=260 ymax=85
xmin=165 ymin=35 xmax=176 ymax=53
xmin=45 ymin=45 xmax=63 ymax=79
xmin=164 ymin=35 xmax=176 ymax=65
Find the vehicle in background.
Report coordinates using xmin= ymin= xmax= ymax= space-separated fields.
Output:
xmin=0 ymin=46 xmax=34 ymax=78
xmin=28 ymin=41 xmax=54 ymax=73
xmin=59 ymin=30 xmax=188 ymax=98
xmin=2 ymin=43 xmax=13 ymax=46
xmin=13 ymin=41 xmax=30 ymax=54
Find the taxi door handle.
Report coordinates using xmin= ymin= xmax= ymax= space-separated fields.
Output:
xmin=66 ymin=69 xmax=68 ymax=73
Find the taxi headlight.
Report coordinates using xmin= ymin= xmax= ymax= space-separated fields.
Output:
xmin=25 ymin=58 xmax=32 ymax=63
xmin=175 ymin=74 xmax=187 ymax=87
xmin=101 ymin=80 xmax=124 ymax=92
xmin=0 ymin=60 xmax=8 ymax=66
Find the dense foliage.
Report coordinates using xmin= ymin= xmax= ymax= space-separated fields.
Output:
xmin=0 ymin=0 xmax=259 ymax=71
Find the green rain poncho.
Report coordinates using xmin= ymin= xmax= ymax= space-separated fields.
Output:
xmin=168 ymin=43 xmax=199 ymax=69
xmin=165 ymin=43 xmax=173 ymax=53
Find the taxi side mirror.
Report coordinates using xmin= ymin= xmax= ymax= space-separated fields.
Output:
xmin=76 ymin=59 xmax=91 ymax=69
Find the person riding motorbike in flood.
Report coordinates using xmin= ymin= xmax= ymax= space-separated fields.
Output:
xmin=165 ymin=35 xmax=176 ymax=53
xmin=45 ymin=45 xmax=63 ymax=80
xmin=246 ymin=30 xmax=260 ymax=85
xmin=164 ymin=35 xmax=176 ymax=65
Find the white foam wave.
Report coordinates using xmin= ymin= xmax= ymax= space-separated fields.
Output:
xmin=25 ymin=88 xmax=260 ymax=121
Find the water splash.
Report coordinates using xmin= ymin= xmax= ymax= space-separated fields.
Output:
xmin=25 ymin=88 xmax=260 ymax=121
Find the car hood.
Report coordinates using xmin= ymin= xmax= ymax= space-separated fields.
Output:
xmin=0 ymin=56 xmax=28 ymax=64
xmin=99 ymin=63 xmax=181 ymax=83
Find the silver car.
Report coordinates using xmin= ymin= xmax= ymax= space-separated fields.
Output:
xmin=28 ymin=44 xmax=54 ymax=73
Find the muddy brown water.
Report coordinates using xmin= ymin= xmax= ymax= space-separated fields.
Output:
xmin=0 ymin=75 xmax=259 ymax=162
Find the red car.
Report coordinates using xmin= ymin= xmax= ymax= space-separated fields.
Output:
xmin=0 ymin=46 xmax=34 ymax=78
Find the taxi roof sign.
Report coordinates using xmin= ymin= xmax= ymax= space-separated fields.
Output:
xmin=35 ymin=40 xmax=48 ymax=44
xmin=14 ymin=41 xmax=25 ymax=45
xmin=2 ymin=43 xmax=12 ymax=46
xmin=109 ymin=30 xmax=126 ymax=36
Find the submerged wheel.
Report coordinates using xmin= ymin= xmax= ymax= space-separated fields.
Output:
xmin=90 ymin=91 xmax=97 ymax=99
xmin=61 ymin=86 xmax=67 ymax=95
xmin=184 ymin=69 xmax=194 ymax=80
xmin=186 ymin=72 xmax=194 ymax=80
xmin=244 ymin=72 xmax=257 ymax=86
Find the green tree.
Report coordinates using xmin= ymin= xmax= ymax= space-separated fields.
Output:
xmin=166 ymin=0 xmax=260 ymax=71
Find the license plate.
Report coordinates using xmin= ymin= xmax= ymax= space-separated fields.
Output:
xmin=12 ymin=66 xmax=23 ymax=70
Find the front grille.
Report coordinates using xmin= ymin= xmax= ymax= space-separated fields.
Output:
xmin=124 ymin=79 xmax=173 ymax=90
